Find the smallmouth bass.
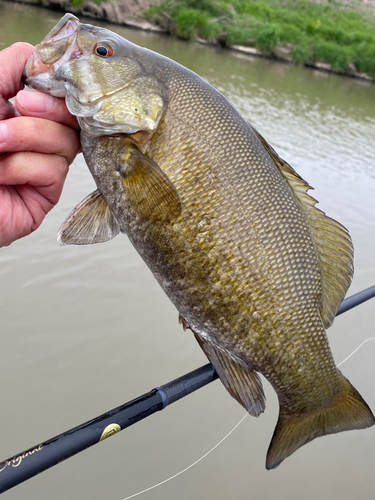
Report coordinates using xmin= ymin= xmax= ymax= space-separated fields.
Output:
xmin=24 ymin=14 xmax=374 ymax=469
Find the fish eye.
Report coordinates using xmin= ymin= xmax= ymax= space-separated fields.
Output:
xmin=94 ymin=43 xmax=114 ymax=58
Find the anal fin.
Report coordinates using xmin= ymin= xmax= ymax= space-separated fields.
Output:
xmin=193 ymin=332 xmax=266 ymax=417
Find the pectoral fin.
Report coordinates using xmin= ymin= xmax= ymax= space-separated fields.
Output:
xmin=118 ymin=146 xmax=182 ymax=222
xmin=57 ymin=189 xmax=120 ymax=245
xmin=193 ymin=332 xmax=266 ymax=417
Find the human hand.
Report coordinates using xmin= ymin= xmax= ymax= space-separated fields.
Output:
xmin=0 ymin=42 xmax=80 ymax=247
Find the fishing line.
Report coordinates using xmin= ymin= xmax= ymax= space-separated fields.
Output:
xmin=122 ymin=411 xmax=250 ymax=500
xmin=337 ymin=337 xmax=375 ymax=367
xmin=122 ymin=336 xmax=375 ymax=500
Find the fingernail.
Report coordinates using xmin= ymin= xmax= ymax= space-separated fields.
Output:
xmin=17 ymin=90 xmax=54 ymax=113
xmin=0 ymin=122 xmax=9 ymax=142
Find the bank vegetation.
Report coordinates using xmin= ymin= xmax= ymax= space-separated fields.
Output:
xmin=146 ymin=0 xmax=375 ymax=78
xmin=8 ymin=0 xmax=375 ymax=80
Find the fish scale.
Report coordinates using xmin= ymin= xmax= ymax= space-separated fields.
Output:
xmin=24 ymin=13 xmax=374 ymax=469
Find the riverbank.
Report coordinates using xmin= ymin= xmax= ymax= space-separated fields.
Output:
xmin=6 ymin=0 xmax=374 ymax=83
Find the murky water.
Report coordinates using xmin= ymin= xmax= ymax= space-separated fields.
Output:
xmin=1 ymin=1 xmax=374 ymax=499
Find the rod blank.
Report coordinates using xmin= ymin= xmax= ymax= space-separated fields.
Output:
xmin=0 ymin=364 xmax=217 ymax=494
xmin=0 ymin=285 xmax=374 ymax=494
xmin=336 ymin=285 xmax=375 ymax=316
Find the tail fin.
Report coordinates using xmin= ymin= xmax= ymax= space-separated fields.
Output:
xmin=266 ymin=375 xmax=375 ymax=470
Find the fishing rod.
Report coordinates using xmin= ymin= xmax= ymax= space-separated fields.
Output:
xmin=0 ymin=285 xmax=374 ymax=494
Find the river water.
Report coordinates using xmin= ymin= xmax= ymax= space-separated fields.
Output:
xmin=1 ymin=2 xmax=374 ymax=499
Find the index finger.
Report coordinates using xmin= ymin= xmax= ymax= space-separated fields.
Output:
xmin=15 ymin=90 xmax=80 ymax=130
xmin=0 ymin=42 xmax=35 ymax=120
xmin=0 ymin=116 xmax=80 ymax=165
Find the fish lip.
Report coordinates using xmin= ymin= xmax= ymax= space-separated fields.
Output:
xmin=24 ymin=74 xmax=67 ymax=98
xmin=40 ymin=14 xmax=80 ymax=51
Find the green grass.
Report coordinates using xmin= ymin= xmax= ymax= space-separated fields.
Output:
xmin=71 ymin=0 xmax=105 ymax=8
xmin=146 ymin=0 xmax=375 ymax=77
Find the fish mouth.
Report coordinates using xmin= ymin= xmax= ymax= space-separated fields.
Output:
xmin=23 ymin=14 xmax=81 ymax=95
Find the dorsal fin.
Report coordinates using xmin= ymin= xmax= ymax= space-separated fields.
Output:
xmin=252 ymin=126 xmax=353 ymax=327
